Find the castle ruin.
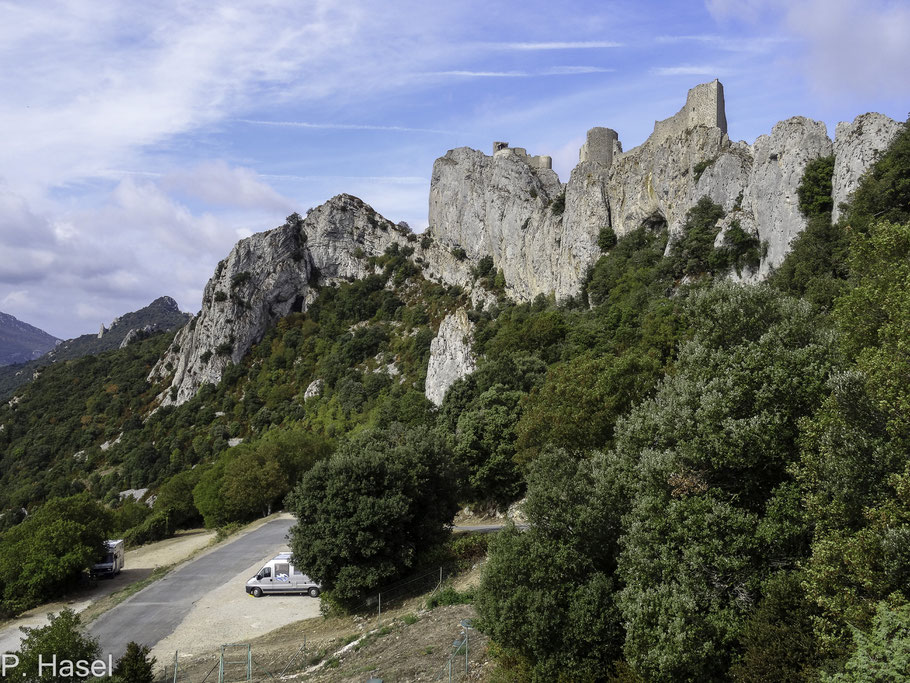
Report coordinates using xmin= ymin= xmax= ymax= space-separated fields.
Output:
xmin=651 ymin=79 xmax=727 ymax=146
xmin=492 ymin=141 xmax=552 ymax=170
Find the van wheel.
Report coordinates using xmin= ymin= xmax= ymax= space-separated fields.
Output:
xmin=252 ymin=587 xmax=263 ymax=598
xmin=308 ymin=587 xmax=320 ymax=598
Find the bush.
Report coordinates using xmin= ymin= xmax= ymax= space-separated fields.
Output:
xmin=427 ymin=585 xmax=474 ymax=608
xmin=287 ymin=425 xmax=458 ymax=607
xmin=14 ymin=609 xmax=100 ymax=682
xmin=112 ymin=641 xmax=156 ymax=683
xmin=550 ymin=192 xmax=566 ymax=216
xmin=597 ymin=226 xmax=617 ymax=251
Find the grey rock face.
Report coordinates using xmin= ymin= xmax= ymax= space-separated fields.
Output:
xmin=425 ymin=308 xmax=476 ymax=406
xmin=303 ymin=379 xmax=324 ymax=400
xmin=150 ymin=194 xmax=473 ymax=406
xmin=147 ymin=81 xmax=899 ymax=408
xmin=429 ymin=144 xmax=617 ymax=301
xmin=150 ymin=217 xmax=311 ymax=406
xmin=743 ymin=117 xmax=833 ymax=276
xmin=832 ymin=113 xmax=903 ymax=223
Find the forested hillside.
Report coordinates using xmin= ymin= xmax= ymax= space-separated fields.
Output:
xmin=0 ymin=119 xmax=907 ymax=679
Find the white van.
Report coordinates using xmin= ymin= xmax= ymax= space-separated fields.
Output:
xmin=91 ymin=539 xmax=125 ymax=578
xmin=245 ymin=552 xmax=321 ymax=598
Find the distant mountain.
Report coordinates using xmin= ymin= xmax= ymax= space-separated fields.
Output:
xmin=0 ymin=311 xmax=60 ymax=366
xmin=0 ymin=296 xmax=190 ymax=399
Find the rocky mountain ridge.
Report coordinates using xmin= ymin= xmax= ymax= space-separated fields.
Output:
xmin=150 ymin=81 xmax=902 ymax=407
xmin=0 ymin=312 xmax=59 ymax=366
xmin=0 ymin=296 xmax=189 ymax=400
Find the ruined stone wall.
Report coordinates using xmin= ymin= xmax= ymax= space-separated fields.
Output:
xmin=651 ymin=80 xmax=727 ymax=147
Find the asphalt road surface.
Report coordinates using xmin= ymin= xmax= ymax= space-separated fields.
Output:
xmin=89 ymin=516 xmax=295 ymax=660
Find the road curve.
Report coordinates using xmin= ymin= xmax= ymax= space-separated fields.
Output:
xmin=89 ymin=516 xmax=295 ymax=660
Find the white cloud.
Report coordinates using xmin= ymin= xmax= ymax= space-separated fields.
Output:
xmin=161 ymin=161 xmax=295 ymax=211
xmin=704 ymin=0 xmax=910 ymax=96
xmin=542 ymin=66 xmax=615 ymax=75
xmin=652 ymin=65 xmax=725 ymax=76
xmin=237 ymin=120 xmax=452 ymax=134
xmin=429 ymin=70 xmax=530 ymax=78
xmin=484 ymin=41 xmax=623 ymax=50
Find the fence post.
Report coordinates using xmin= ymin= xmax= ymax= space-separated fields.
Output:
xmin=173 ymin=651 xmax=178 ymax=683
xmin=377 ymin=592 xmax=382 ymax=627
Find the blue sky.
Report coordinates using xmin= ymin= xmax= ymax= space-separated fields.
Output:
xmin=1 ymin=0 xmax=908 ymax=338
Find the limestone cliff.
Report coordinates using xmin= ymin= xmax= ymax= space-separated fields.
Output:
xmin=150 ymin=194 xmax=472 ymax=406
xmin=832 ymin=113 xmax=904 ymax=223
xmin=150 ymin=81 xmax=900 ymax=406
xmin=425 ymin=309 xmax=476 ymax=406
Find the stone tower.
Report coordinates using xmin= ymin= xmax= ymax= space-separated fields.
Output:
xmin=579 ymin=127 xmax=620 ymax=166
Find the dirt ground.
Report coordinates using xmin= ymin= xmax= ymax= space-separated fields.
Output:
xmin=151 ymin=543 xmax=322 ymax=664
xmin=0 ymin=528 xmax=215 ymax=654
xmin=167 ymin=563 xmax=492 ymax=682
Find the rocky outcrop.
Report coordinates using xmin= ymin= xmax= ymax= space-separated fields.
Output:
xmin=742 ymin=117 xmax=833 ymax=276
xmin=425 ymin=309 xmax=476 ymax=406
xmin=150 ymin=218 xmax=312 ymax=406
xmin=119 ymin=324 xmax=161 ymax=349
xmin=303 ymin=379 xmax=324 ymax=400
xmin=147 ymin=81 xmax=900 ymax=407
xmin=832 ymin=113 xmax=903 ymax=223
xmin=151 ymin=195 xmax=472 ymax=406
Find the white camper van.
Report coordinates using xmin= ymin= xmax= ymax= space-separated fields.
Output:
xmin=91 ymin=539 xmax=125 ymax=578
xmin=245 ymin=552 xmax=321 ymax=598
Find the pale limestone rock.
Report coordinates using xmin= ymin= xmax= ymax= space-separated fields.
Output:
xmin=429 ymin=144 xmax=613 ymax=302
xmin=425 ymin=309 xmax=476 ymax=406
xmin=100 ymin=433 xmax=122 ymax=451
xmin=832 ymin=113 xmax=903 ymax=223
xmin=150 ymin=217 xmax=311 ymax=407
xmin=227 ymin=437 xmax=243 ymax=447
xmin=743 ymin=117 xmax=833 ymax=276
xmin=304 ymin=379 xmax=324 ymax=400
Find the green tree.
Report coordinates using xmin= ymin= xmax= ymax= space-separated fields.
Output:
xmin=843 ymin=118 xmax=910 ymax=233
xmin=452 ymin=384 xmax=524 ymax=505
xmin=515 ymin=350 xmax=662 ymax=464
xmin=664 ymin=196 xmax=726 ymax=279
xmin=823 ymin=600 xmax=910 ymax=681
xmin=615 ymin=283 xmax=838 ymax=680
xmin=477 ymin=449 xmax=626 ymax=680
xmin=286 ymin=424 xmax=458 ymax=606
xmin=112 ymin=641 xmax=156 ymax=683
xmin=14 ymin=609 xmax=100 ymax=682
xmin=220 ymin=446 xmax=289 ymax=520
xmin=0 ymin=494 xmax=112 ymax=615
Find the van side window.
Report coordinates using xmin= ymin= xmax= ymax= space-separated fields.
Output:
xmin=261 ymin=567 xmax=271 ymax=578
xmin=275 ymin=563 xmax=289 ymax=577
xmin=292 ymin=565 xmax=302 ymax=575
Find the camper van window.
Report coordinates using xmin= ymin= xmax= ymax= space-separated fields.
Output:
xmin=292 ymin=566 xmax=302 ymax=575
xmin=260 ymin=567 xmax=271 ymax=578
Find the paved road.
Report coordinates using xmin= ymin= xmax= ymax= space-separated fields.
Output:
xmin=89 ymin=517 xmax=294 ymax=660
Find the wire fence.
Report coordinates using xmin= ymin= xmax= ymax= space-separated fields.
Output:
xmin=160 ymin=565 xmax=462 ymax=682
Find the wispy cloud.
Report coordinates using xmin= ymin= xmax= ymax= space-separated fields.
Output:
xmin=262 ymin=174 xmax=428 ymax=184
xmin=428 ymin=66 xmax=613 ymax=79
xmin=484 ymin=41 xmax=623 ymax=50
xmin=655 ymin=34 xmax=786 ymax=52
xmin=237 ymin=120 xmax=451 ymax=134
xmin=543 ymin=66 xmax=614 ymax=75
xmin=428 ymin=70 xmax=529 ymax=78
xmin=651 ymin=65 xmax=725 ymax=76
xmin=704 ymin=0 xmax=910 ymax=96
